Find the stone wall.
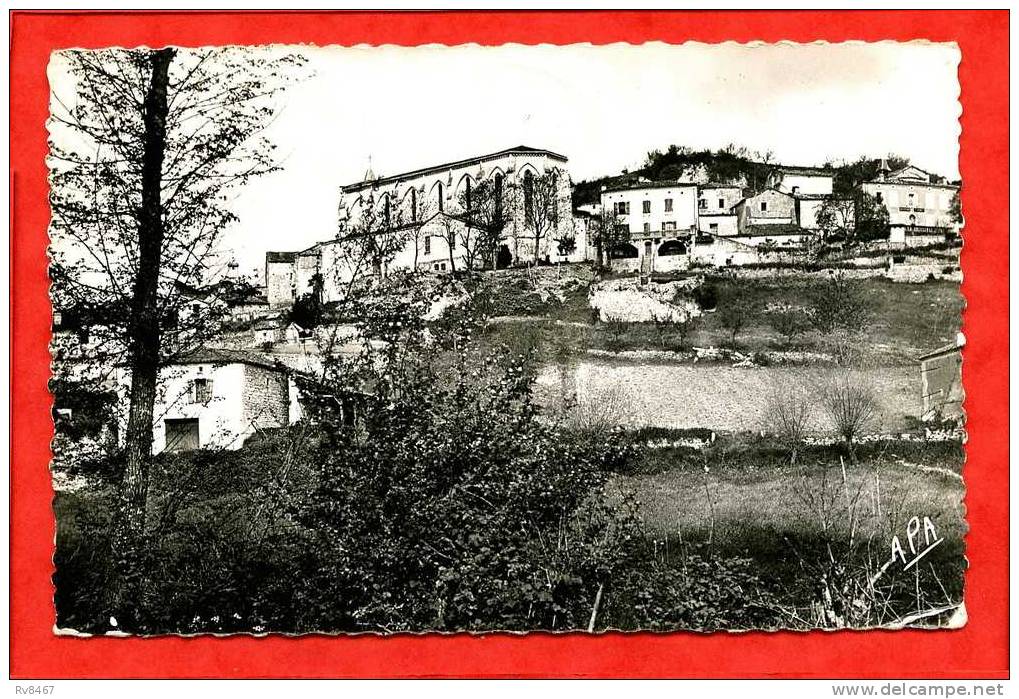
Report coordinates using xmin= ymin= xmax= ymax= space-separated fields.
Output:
xmin=242 ymin=364 xmax=290 ymax=429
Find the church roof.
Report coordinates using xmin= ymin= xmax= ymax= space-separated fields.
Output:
xmin=342 ymin=145 xmax=568 ymax=192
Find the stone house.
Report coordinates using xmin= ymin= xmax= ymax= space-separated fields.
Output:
xmin=733 ymin=188 xmax=798 ymax=230
xmin=919 ymin=338 xmax=964 ymax=422
xmin=252 ymin=318 xmax=283 ymax=346
xmin=696 ymin=183 xmax=742 ymax=237
xmin=114 ymin=347 xmax=303 ymax=453
xmin=265 ymin=251 xmax=298 ymax=308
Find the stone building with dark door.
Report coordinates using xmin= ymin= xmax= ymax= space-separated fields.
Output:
xmin=114 ymin=348 xmax=303 ymax=453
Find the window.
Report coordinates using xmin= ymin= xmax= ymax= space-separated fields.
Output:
xmin=698 ymin=198 xmax=707 ymax=210
xmin=423 ymin=235 xmax=431 ymax=255
xmin=192 ymin=378 xmax=212 ymax=404
xmin=875 ymin=192 xmax=883 ymax=204
xmin=494 ymin=174 xmax=504 ymax=220
xmin=718 ymin=198 xmax=725 ymax=209
xmin=614 ymin=201 xmax=629 ymax=215
xmin=524 ymin=171 xmax=534 ymax=225
xmin=383 ymin=194 xmax=391 ymax=228
xmin=760 ymin=201 xmax=768 ymax=212
xmin=663 ymin=221 xmax=677 ymax=232
xmin=709 ymin=223 xmax=719 ymax=232
xmin=410 ymin=188 xmax=417 ymax=221
xmin=642 ymin=200 xmax=651 ymax=214
xmin=643 ymin=223 xmax=651 ymax=233
xmin=792 ymin=186 xmax=800 ymax=194
xmin=664 ymin=198 xmax=673 ymax=212
xmin=436 ymin=182 xmax=444 ymax=212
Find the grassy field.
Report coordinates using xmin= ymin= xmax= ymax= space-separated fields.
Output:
xmin=607 ymin=437 xmax=967 ymax=625
xmin=474 ymin=267 xmax=963 ymax=367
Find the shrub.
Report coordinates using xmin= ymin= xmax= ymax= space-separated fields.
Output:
xmin=693 ymin=283 xmax=719 ymax=311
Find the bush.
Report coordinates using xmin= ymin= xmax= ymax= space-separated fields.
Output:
xmin=693 ymin=283 xmax=719 ymax=311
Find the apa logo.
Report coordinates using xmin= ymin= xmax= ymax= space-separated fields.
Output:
xmin=890 ymin=516 xmax=944 ymax=570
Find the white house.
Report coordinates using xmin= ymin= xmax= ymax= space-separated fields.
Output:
xmin=115 ymin=348 xmax=303 ymax=453
xmin=861 ymin=162 xmax=960 ymax=245
xmin=766 ymin=165 xmax=835 ymax=196
xmin=600 ymin=180 xmax=699 ymax=274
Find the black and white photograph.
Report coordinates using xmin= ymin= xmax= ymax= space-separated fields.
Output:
xmin=47 ymin=40 xmax=966 ymax=635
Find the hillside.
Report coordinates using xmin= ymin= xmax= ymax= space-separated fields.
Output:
xmin=571 ymin=144 xmax=949 ymax=209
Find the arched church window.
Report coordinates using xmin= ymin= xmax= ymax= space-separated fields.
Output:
xmin=524 ymin=171 xmax=534 ymax=225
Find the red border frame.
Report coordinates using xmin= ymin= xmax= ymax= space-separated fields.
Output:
xmin=10 ymin=10 xmax=1009 ymax=679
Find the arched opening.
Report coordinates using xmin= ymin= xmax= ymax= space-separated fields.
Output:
xmin=381 ymin=193 xmax=391 ymax=229
xmin=433 ymin=181 xmax=444 ymax=213
xmin=403 ymin=187 xmax=417 ymax=222
xmin=496 ymin=244 xmax=512 ymax=269
xmin=494 ymin=173 xmax=504 ymax=222
xmin=609 ymin=243 xmax=639 ymax=259
xmin=523 ymin=171 xmax=534 ymax=225
xmin=658 ymin=240 xmax=688 ymax=256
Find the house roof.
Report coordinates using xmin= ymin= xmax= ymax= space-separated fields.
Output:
xmin=165 ymin=347 xmax=288 ymax=373
xmin=732 ymin=187 xmax=794 ymax=207
xmin=793 ymin=193 xmax=831 ymax=201
xmin=741 ymin=224 xmax=809 ymax=236
xmin=266 ymin=251 xmax=297 ymax=263
xmin=770 ymin=165 xmax=834 ymax=177
xmin=918 ymin=341 xmax=964 ymax=362
xmin=341 ymin=145 xmax=568 ymax=192
xmin=698 ymin=182 xmax=744 ymax=191
xmin=602 ymin=179 xmax=699 ymax=194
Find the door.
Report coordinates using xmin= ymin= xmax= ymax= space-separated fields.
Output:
xmin=164 ymin=418 xmax=200 ymax=452
xmin=642 ymin=241 xmax=653 ymax=274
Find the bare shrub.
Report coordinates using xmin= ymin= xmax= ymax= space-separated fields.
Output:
xmin=762 ymin=381 xmax=812 ymax=464
xmin=768 ymin=303 xmax=810 ymax=348
xmin=567 ymin=384 xmax=645 ymax=435
xmin=821 ymin=372 xmax=879 ymax=458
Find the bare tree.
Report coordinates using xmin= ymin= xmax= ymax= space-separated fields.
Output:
xmin=815 ymin=196 xmax=857 ymax=244
xmin=48 ymin=47 xmax=306 ymax=543
xmin=768 ymin=303 xmax=810 ymax=347
xmin=763 ymin=380 xmax=812 ymax=464
xmin=718 ymin=281 xmax=758 ymax=347
xmin=821 ymin=372 xmax=879 ymax=459
xmin=588 ymin=207 xmax=628 ymax=269
xmin=521 ymin=168 xmax=567 ymax=265
xmin=459 ymin=178 xmax=507 ymax=270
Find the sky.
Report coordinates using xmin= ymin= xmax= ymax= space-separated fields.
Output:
xmin=54 ymin=41 xmax=964 ymax=275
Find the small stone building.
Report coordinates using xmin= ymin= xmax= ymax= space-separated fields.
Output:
xmin=115 ymin=348 xmax=303 ymax=453
xmin=919 ymin=339 xmax=964 ymax=422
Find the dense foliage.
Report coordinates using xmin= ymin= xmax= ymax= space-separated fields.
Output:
xmin=55 ymin=274 xmax=783 ymax=634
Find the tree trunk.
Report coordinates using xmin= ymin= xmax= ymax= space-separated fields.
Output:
xmin=122 ymin=47 xmax=174 ymax=535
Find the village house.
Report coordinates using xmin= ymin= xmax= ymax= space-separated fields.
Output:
xmin=266 ymin=244 xmax=324 ymax=308
xmin=599 ymin=180 xmax=699 ymax=274
xmin=861 ymin=161 xmax=960 ymax=246
xmin=919 ymin=335 xmax=964 ymax=423
xmin=696 ymin=183 xmax=742 ymax=237
xmin=115 ymin=347 xmax=303 ymax=453
xmin=766 ymin=164 xmax=835 ymax=197
xmin=731 ymin=188 xmax=811 ymax=247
